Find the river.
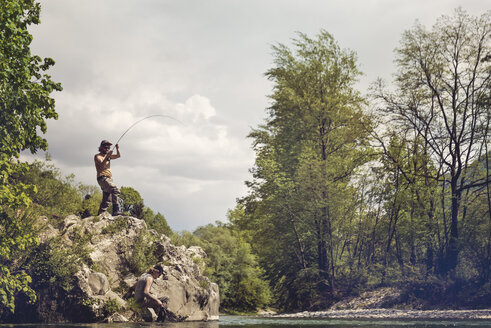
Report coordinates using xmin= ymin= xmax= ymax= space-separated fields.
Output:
xmin=1 ymin=316 xmax=491 ymax=328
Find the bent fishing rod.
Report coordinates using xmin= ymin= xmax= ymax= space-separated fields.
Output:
xmin=111 ymin=114 xmax=183 ymax=151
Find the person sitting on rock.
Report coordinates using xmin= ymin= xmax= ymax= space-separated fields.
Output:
xmin=125 ymin=264 xmax=168 ymax=315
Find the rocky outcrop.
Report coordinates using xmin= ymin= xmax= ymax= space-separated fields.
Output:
xmin=19 ymin=214 xmax=219 ymax=323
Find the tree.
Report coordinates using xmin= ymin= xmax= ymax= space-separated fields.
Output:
xmin=173 ymin=222 xmax=271 ymax=312
xmin=372 ymin=9 xmax=491 ymax=273
xmin=119 ymin=186 xmax=173 ymax=235
xmin=242 ymin=30 xmax=371 ymax=310
xmin=144 ymin=211 xmax=173 ymax=236
xmin=0 ymin=0 xmax=62 ymax=314
xmin=79 ymin=185 xmax=102 ymax=218
xmin=13 ymin=160 xmax=83 ymax=218
xmin=120 ymin=186 xmax=144 ymax=217
xmin=368 ymin=133 xmax=441 ymax=282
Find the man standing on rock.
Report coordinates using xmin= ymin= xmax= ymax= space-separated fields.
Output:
xmin=94 ymin=140 xmax=123 ymax=216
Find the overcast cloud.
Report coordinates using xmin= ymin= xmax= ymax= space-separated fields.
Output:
xmin=25 ymin=0 xmax=486 ymax=231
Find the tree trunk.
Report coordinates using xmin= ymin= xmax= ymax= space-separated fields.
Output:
xmin=446 ymin=178 xmax=461 ymax=273
xmin=285 ymin=200 xmax=307 ymax=269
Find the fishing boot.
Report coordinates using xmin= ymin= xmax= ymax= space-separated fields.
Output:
xmin=112 ymin=203 xmax=123 ymax=216
xmin=97 ymin=205 xmax=108 ymax=216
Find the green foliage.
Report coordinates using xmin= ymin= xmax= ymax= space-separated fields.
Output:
xmin=6 ymin=159 xmax=103 ymax=222
xmin=0 ymin=166 xmax=39 ymax=314
xmin=102 ymin=216 xmax=128 ymax=235
xmin=79 ymin=184 xmax=102 ymax=218
xmin=80 ymin=297 xmax=96 ymax=308
xmin=0 ymin=0 xmax=62 ymax=312
xmin=12 ymin=160 xmax=84 ymax=219
xmin=24 ymin=233 xmax=91 ymax=291
xmin=236 ymin=13 xmax=491 ymax=311
xmin=103 ymin=298 xmax=120 ymax=316
xmin=124 ymin=230 xmax=158 ymax=275
xmin=120 ymin=186 xmax=144 ymax=217
xmin=171 ymin=230 xmax=202 ymax=247
xmin=371 ymin=8 xmax=491 ymax=274
xmin=174 ymin=223 xmax=271 ymax=312
xmin=0 ymin=267 xmax=36 ymax=314
xmin=145 ymin=211 xmax=173 ymax=236
xmin=240 ymin=30 xmax=371 ymax=311
xmin=1 ymin=160 xmax=97 ymax=315
xmin=199 ymin=279 xmax=210 ymax=289
xmin=0 ymin=0 xmax=62 ymax=159
xmin=120 ymin=186 xmax=173 ymax=236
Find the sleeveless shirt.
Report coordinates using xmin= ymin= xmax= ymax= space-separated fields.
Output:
xmin=135 ymin=273 xmax=152 ymax=302
xmin=94 ymin=154 xmax=112 ymax=178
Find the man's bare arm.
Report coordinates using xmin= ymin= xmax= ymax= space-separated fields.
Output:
xmin=143 ymin=276 xmax=163 ymax=306
xmin=110 ymin=144 xmax=120 ymax=160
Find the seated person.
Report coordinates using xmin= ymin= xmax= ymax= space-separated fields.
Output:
xmin=125 ymin=264 xmax=168 ymax=313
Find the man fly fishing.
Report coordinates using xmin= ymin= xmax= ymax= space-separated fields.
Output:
xmin=93 ymin=115 xmax=181 ymax=217
xmin=94 ymin=140 xmax=123 ymax=216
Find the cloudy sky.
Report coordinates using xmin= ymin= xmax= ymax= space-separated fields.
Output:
xmin=26 ymin=0 xmax=486 ymax=231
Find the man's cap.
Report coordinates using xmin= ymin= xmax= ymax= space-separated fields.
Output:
xmin=100 ymin=140 xmax=112 ymax=146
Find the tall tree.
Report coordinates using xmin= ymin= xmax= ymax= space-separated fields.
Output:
xmin=0 ymin=0 xmax=61 ymax=314
xmin=243 ymin=30 xmax=371 ymax=310
xmin=372 ymin=9 xmax=491 ymax=273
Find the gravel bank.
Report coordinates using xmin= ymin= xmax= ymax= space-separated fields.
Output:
xmin=269 ymin=309 xmax=491 ymax=320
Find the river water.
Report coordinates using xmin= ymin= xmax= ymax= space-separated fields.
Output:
xmin=1 ymin=316 xmax=491 ymax=328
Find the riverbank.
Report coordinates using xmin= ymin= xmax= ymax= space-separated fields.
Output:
xmin=262 ymin=286 xmax=491 ymax=320
xmin=268 ymin=309 xmax=491 ymax=320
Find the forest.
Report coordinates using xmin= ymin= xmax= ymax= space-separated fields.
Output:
xmin=0 ymin=0 xmax=490 ymax=316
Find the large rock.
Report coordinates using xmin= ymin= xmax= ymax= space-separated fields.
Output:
xmin=18 ymin=214 xmax=219 ymax=323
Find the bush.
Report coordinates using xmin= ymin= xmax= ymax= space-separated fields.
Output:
xmin=25 ymin=232 xmax=92 ymax=292
xmin=124 ymin=231 xmax=157 ymax=275
xmin=103 ymin=298 xmax=120 ymax=316
xmin=102 ymin=216 xmax=127 ymax=235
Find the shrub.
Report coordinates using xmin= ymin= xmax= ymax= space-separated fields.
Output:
xmin=103 ymin=298 xmax=120 ymax=316
xmin=124 ymin=231 xmax=157 ymax=275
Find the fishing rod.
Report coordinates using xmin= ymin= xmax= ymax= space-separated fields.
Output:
xmin=111 ymin=114 xmax=183 ymax=150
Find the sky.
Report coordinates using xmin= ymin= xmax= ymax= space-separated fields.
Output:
xmin=25 ymin=0 xmax=487 ymax=231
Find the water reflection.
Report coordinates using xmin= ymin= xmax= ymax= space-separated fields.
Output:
xmin=1 ymin=316 xmax=491 ymax=328
xmin=220 ymin=315 xmax=491 ymax=327
xmin=142 ymin=322 xmax=219 ymax=328
xmin=0 ymin=323 xmax=219 ymax=328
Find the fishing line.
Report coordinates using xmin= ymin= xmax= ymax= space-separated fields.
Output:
xmin=112 ymin=114 xmax=183 ymax=150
